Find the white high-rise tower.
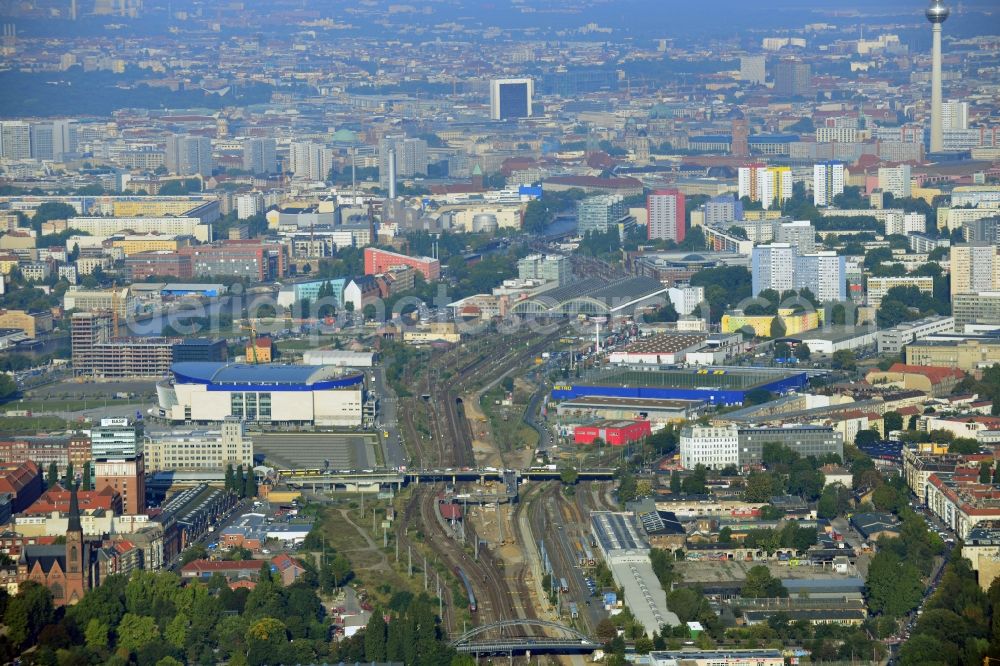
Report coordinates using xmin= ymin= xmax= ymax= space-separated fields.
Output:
xmin=926 ymin=0 xmax=949 ymax=153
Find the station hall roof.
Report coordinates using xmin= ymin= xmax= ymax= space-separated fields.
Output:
xmin=171 ymin=362 xmax=363 ymax=389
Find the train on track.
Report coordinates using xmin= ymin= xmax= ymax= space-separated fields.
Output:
xmin=457 ymin=567 xmax=477 ymax=612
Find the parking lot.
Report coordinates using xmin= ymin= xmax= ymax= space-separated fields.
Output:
xmin=253 ymin=432 xmax=380 ymax=470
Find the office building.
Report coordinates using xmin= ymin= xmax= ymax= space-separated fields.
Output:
xmin=878 ymin=165 xmax=912 ymax=198
xmin=877 ymin=315 xmax=957 ymax=355
xmin=950 ymin=243 xmax=1000 ymax=297
xmin=165 ymin=135 xmax=213 ymax=177
xmin=954 ymin=292 xmax=1000 ymax=329
xmin=910 ymin=233 xmax=951 ymax=254
xmin=63 ymin=286 xmax=135 ymax=318
xmin=813 ymin=161 xmax=845 ymax=206
xmin=29 ymin=120 xmax=77 ymax=161
xmin=906 ymin=338 xmax=1000 ymax=371
xmin=647 ymin=190 xmax=686 ymax=243
xmin=0 ymin=121 xmax=31 ymax=160
xmin=578 ymin=195 xmax=627 ymax=234
xmin=490 ymin=78 xmax=534 ymax=120
xmin=866 ymin=276 xmax=934 ymax=309
xmin=926 ymin=1 xmax=950 ymax=152
xmin=738 ymin=165 xmax=791 ymax=209
xmin=91 ymin=418 xmax=144 ymax=515
xmin=739 ymin=55 xmax=766 ymax=85
xmin=517 ymin=254 xmax=571 ymax=286
xmin=242 ymin=138 xmax=277 ymax=175
xmin=942 ymin=100 xmax=968 ymax=131
xmin=171 ymin=338 xmax=228 ymax=363
xmin=289 ymin=141 xmax=334 ymax=181
xmin=680 ymin=424 xmax=842 ymax=469
xmin=773 ymin=220 xmax=816 ymax=254
xmin=364 ymin=247 xmax=440 ymax=281
xmin=184 ymin=242 xmax=286 ymax=281
xmin=680 ymin=425 xmax=740 ymax=469
xmin=774 ymin=60 xmax=811 ymax=97
xmin=143 ymin=418 xmax=252 ymax=472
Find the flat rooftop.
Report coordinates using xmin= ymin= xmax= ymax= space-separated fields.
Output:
xmin=591 ymin=511 xmax=646 ymax=553
xmin=559 ymin=396 xmax=703 ymax=410
xmin=615 ymin=333 xmax=709 ymax=355
xmin=584 ymin=367 xmax=800 ymax=391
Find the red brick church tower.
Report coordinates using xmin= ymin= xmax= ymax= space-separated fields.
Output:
xmin=64 ymin=484 xmax=86 ymax=604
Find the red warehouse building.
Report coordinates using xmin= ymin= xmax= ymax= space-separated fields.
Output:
xmin=574 ymin=420 xmax=651 ymax=446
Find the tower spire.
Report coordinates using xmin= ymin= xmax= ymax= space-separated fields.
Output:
xmin=926 ymin=1 xmax=950 ymax=153
xmin=67 ymin=481 xmax=82 ymax=532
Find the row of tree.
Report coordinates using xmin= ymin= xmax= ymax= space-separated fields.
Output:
xmin=224 ymin=463 xmax=258 ymax=499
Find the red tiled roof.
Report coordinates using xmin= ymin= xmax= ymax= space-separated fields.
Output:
xmin=24 ymin=484 xmax=120 ymax=516
xmin=180 ymin=559 xmax=261 ymax=574
xmin=886 ymin=363 xmax=965 ymax=384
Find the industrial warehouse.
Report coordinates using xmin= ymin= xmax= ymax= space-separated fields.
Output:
xmin=551 ymin=367 xmax=809 ymax=406
xmin=156 ymin=362 xmax=366 ymax=427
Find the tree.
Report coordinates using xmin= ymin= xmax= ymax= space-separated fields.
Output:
xmin=743 ymin=472 xmax=776 ymax=503
xmin=670 ymin=471 xmax=681 ymax=494
xmin=794 ymin=343 xmax=811 ymax=362
xmin=63 ymin=462 xmax=74 ymax=488
xmin=84 ymin=618 xmax=109 ymax=651
xmin=854 ymin=429 xmax=881 ymax=447
xmin=883 ymin=411 xmax=903 ymax=432
xmin=235 ymin=464 xmax=245 ymax=498
xmin=0 ymin=374 xmax=16 ymax=401
xmin=866 ymin=549 xmax=923 ymax=617
xmin=742 ymin=565 xmax=787 ymax=598
xmin=979 ymin=462 xmax=991 ymax=484
xmin=46 ymin=462 xmax=59 ymax=488
xmin=595 ymin=618 xmax=618 ymax=642
xmin=81 ymin=463 xmax=91 ymax=491
xmin=831 ymin=349 xmax=857 ymax=371
xmin=364 ymin=612 xmax=387 ymax=661
xmin=225 ymin=464 xmax=235 ymax=493
xmin=770 ymin=317 xmax=786 ymax=340
xmin=243 ymin=469 xmax=257 ymax=498
xmin=117 ymin=613 xmax=160 ymax=653
xmin=559 ymin=467 xmax=579 ymax=486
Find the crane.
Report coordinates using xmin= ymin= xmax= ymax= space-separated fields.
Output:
xmin=241 ymin=319 xmax=261 ymax=364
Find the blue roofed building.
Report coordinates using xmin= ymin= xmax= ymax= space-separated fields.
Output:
xmin=156 ymin=362 xmax=365 ymax=426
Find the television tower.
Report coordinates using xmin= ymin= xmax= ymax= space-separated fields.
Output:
xmin=926 ymin=0 xmax=950 ymax=153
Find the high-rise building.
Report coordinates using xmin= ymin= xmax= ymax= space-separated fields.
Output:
xmin=774 ymin=220 xmax=816 ymax=254
xmin=235 ymin=192 xmax=265 ymax=220
xmin=878 ymin=164 xmax=912 ymax=198
xmin=963 ymin=216 xmax=1000 ymax=244
xmin=703 ymin=195 xmax=743 ymax=227
xmin=29 ymin=120 xmax=76 ymax=161
xmin=490 ymin=78 xmax=534 ymax=120
xmin=378 ymin=136 xmax=428 ymax=188
xmin=242 ymin=138 xmax=277 ymax=175
xmin=0 ymin=121 xmax=31 ymax=160
xmin=752 ymin=244 xmax=845 ymax=302
xmin=91 ymin=418 xmax=144 ymax=515
xmin=926 ymin=1 xmax=950 ymax=152
xmin=950 ymin=243 xmax=1000 ymax=297
xmin=813 ymin=161 xmax=845 ymax=206
xmin=751 ymin=243 xmax=796 ymax=295
xmin=71 ymin=312 xmax=112 ymax=375
xmin=794 ymin=251 xmax=847 ymax=303
xmin=774 ymin=60 xmax=812 ymax=97
xmin=517 ymin=254 xmax=571 ymax=286
xmin=289 ymin=141 xmax=334 ymax=181
xmin=647 ymin=190 xmax=686 ymax=243
xmin=739 ymin=55 xmax=766 ymax=85
xmin=165 ymin=135 xmax=213 ymax=177
xmin=739 ymin=165 xmax=792 ymax=209
xmin=942 ymin=100 xmax=968 ymax=131
xmin=577 ymin=195 xmax=626 ymax=234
